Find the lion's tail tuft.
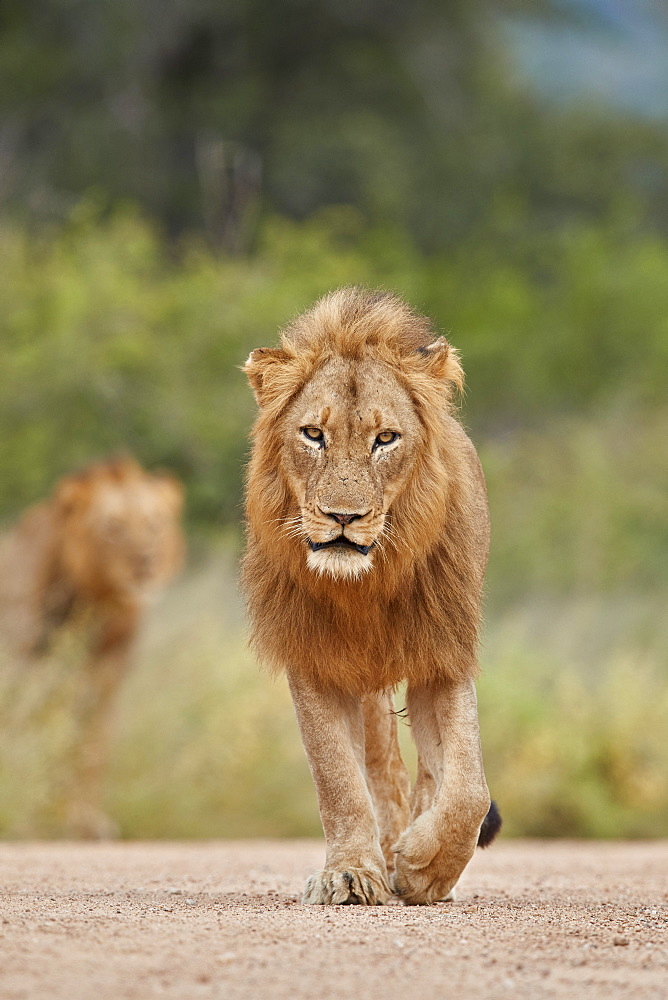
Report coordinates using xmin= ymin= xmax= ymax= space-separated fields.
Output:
xmin=477 ymin=800 xmax=502 ymax=848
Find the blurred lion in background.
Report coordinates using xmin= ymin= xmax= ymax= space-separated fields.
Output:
xmin=0 ymin=456 xmax=185 ymax=837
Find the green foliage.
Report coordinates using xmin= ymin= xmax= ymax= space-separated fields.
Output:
xmin=478 ymin=597 xmax=668 ymax=838
xmin=1 ymin=205 xmax=666 ymax=600
xmin=482 ymin=409 xmax=668 ymax=602
xmin=3 ymin=1 xmax=668 ymax=249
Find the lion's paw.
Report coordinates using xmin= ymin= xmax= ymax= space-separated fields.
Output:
xmin=303 ymin=867 xmax=389 ymax=905
xmin=392 ymin=813 xmax=471 ymax=905
xmin=392 ymin=850 xmax=458 ymax=905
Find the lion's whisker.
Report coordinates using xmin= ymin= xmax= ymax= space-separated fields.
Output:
xmin=283 ymin=526 xmax=308 ymax=540
xmin=375 ymin=539 xmax=390 ymax=566
xmin=381 ymin=528 xmax=400 ymax=554
xmin=383 ymin=522 xmax=415 ymax=558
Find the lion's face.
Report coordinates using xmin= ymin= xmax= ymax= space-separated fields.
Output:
xmin=282 ymin=357 xmax=422 ymax=580
xmin=56 ymin=461 xmax=185 ymax=602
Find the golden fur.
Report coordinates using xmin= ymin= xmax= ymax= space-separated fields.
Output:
xmin=243 ymin=288 xmax=493 ymax=905
xmin=1 ymin=456 xmax=184 ymax=653
xmin=243 ymin=287 xmax=488 ymax=695
xmin=0 ymin=456 xmax=185 ymax=836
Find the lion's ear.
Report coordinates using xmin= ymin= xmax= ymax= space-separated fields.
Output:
xmin=244 ymin=347 xmax=293 ymax=407
xmin=54 ymin=477 xmax=89 ymax=516
xmin=415 ymin=339 xmax=464 ymax=394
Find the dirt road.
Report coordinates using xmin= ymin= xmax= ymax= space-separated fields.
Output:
xmin=0 ymin=840 xmax=666 ymax=999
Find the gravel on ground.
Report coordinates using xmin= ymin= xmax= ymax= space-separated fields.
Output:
xmin=0 ymin=839 xmax=666 ymax=1000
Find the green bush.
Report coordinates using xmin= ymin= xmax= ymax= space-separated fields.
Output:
xmin=1 ymin=203 xmax=666 ymax=594
xmin=478 ymin=595 xmax=668 ymax=838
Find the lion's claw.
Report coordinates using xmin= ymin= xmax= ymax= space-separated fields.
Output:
xmin=302 ymin=867 xmax=389 ymax=905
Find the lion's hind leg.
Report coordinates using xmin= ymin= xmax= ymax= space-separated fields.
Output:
xmin=410 ymin=755 xmax=437 ymax=822
xmin=362 ymin=691 xmax=411 ymax=873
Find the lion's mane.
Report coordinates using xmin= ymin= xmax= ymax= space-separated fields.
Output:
xmin=0 ymin=456 xmax=185 ymax=657
xmin=243 ymin=288 xmax=489 ymax=695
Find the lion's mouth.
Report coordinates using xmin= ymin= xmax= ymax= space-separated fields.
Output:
xmin=307 ymin=536 xmax=374 ymax=556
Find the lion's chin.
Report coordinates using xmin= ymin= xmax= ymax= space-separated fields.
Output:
xmin=306 ymin=547 xmax=374 ymax=581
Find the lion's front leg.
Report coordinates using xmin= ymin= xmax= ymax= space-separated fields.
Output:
xmin=393 ymin=678 xmax=490 ymax=905
xmin=58 ymin=603 xmax=138 ymax=838
xmin=288 ymin=674 xmax=390 ymax=905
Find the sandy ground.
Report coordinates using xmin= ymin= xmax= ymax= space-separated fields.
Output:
xmin=0 ymin=840 xmax=666 ymax=1000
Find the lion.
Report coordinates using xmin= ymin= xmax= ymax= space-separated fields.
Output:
xmin=0 ymin=456 xmax=185 ymax=837
xmin=243 ymin=288 xmax=500 ymax=905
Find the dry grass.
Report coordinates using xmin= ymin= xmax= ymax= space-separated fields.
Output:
xmin=0 ymin=550 xmax=666 ymax=840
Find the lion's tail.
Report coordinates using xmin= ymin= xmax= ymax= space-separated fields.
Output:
xmin=477 ymin=800 xmax=502 ymax=848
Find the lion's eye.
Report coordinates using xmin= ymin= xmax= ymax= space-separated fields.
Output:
xmin=301 ymin=426 xmax=324 ymax=443
xmin=374 ymin=430 xmax=399 ymax=450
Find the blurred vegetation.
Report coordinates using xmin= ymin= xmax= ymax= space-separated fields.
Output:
xmin=2 ymin=1 xmax=668 ymax=246
xmin=0 ymin=204 xmax=666 ymax=839
xmin=0 ymin=0 xmax=667 ymax=838
xmin=1 ymin=205 xmax=666 ymax=602
xmin=1 ymin=555 xmax=666 ymax=840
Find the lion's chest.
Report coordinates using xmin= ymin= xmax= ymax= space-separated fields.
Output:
xmin=251 ymin=576 xmax=452 ymax=694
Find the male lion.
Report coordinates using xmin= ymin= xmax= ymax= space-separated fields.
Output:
xmin=243 ymin=288 xmax=500 ymax=905
xmin=0 ymin=456 xmax=185 ymax=836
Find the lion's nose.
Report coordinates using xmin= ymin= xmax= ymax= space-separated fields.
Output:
xmin=319 ymin=509 xmax=368 ymax=525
